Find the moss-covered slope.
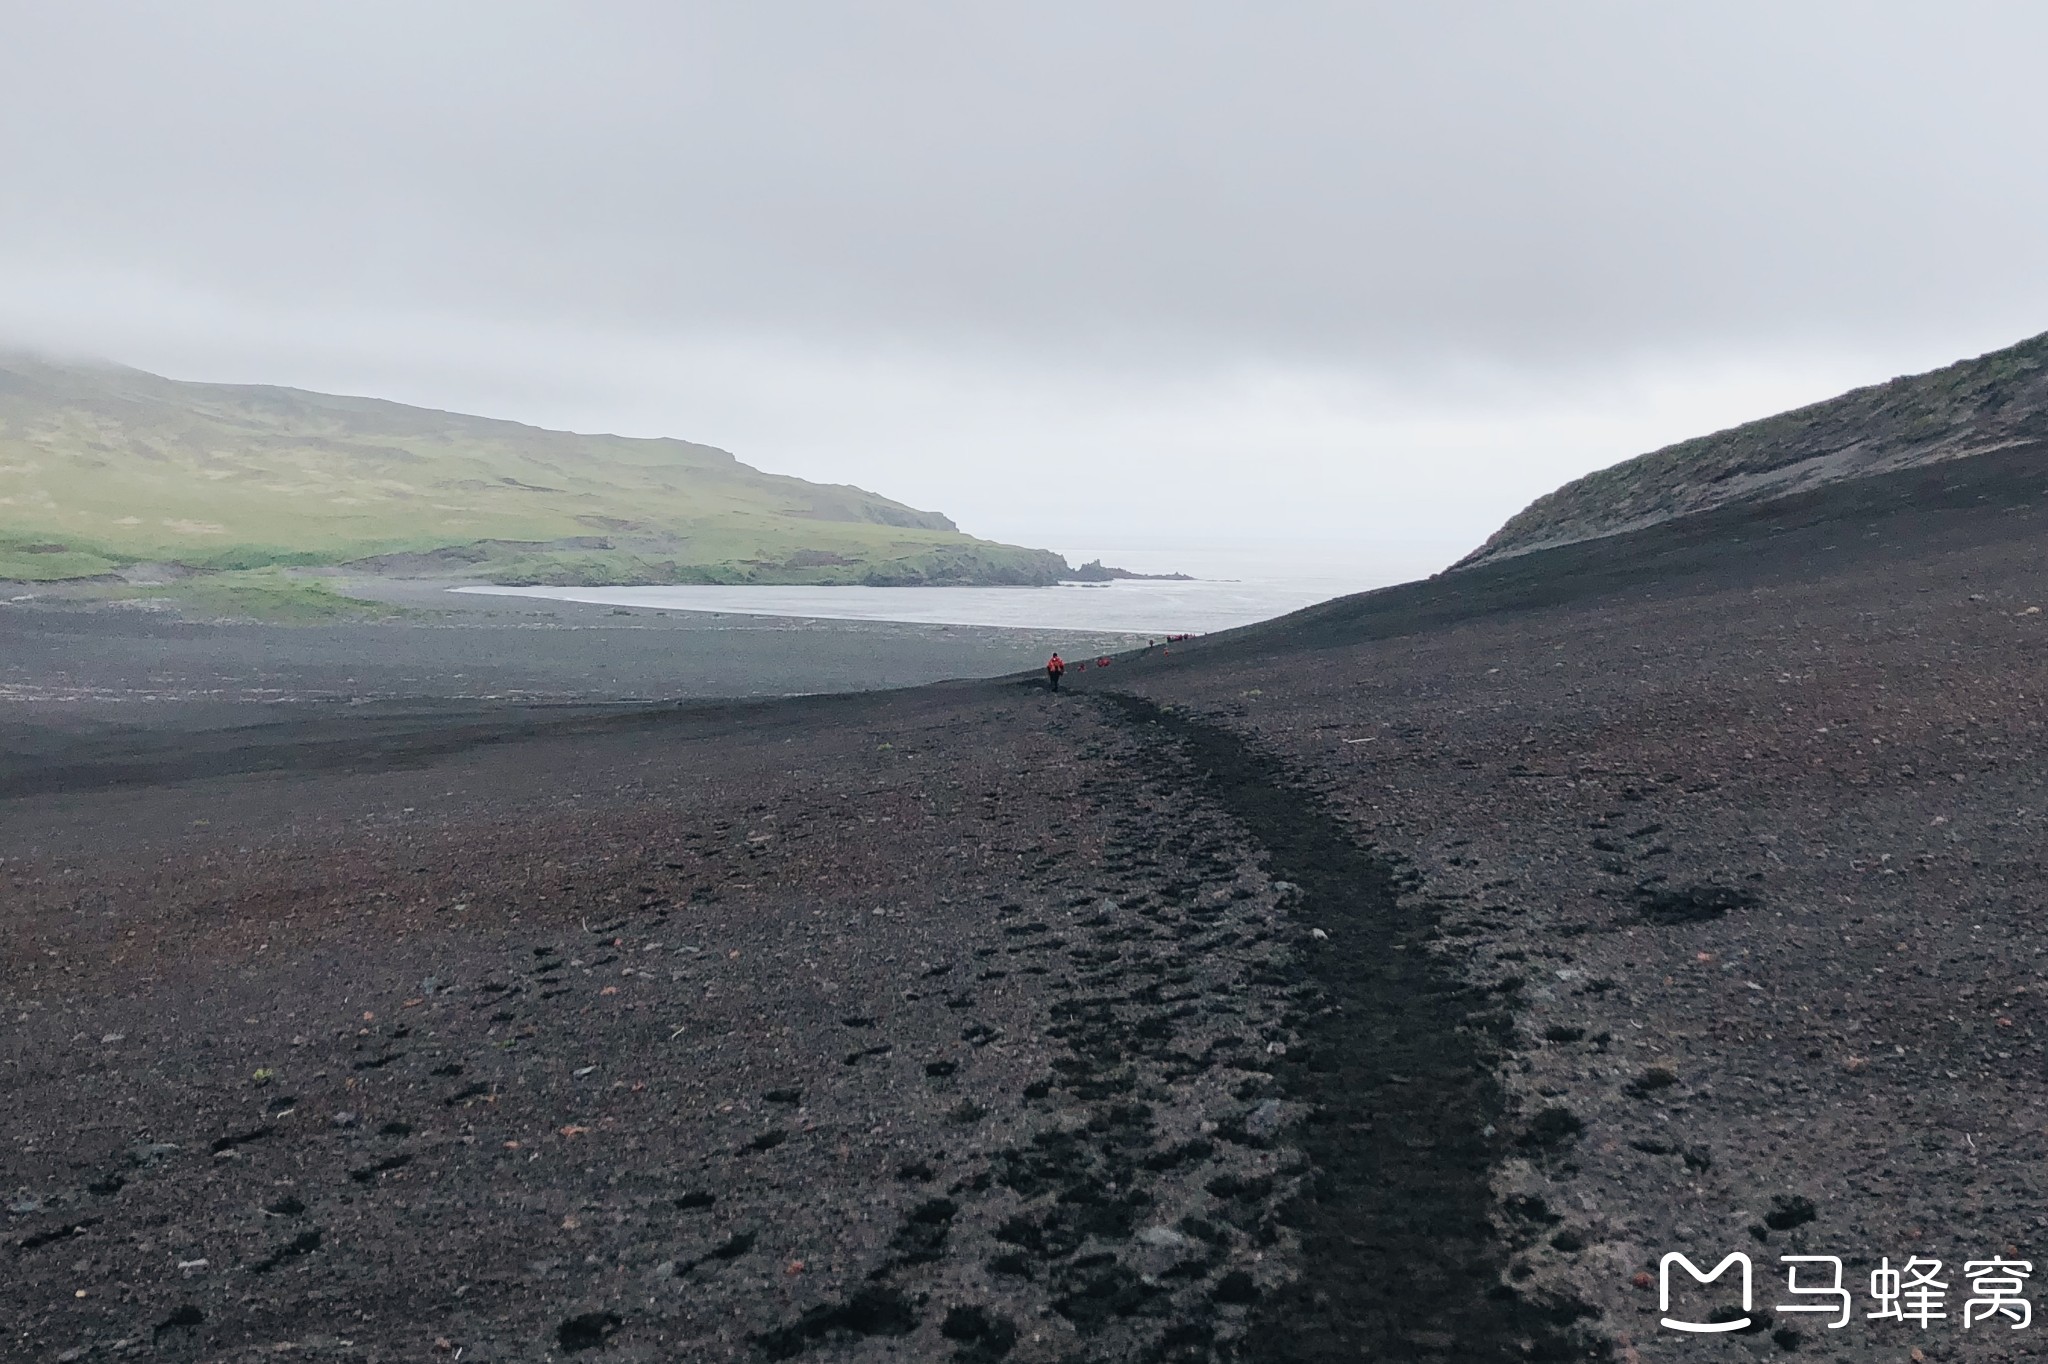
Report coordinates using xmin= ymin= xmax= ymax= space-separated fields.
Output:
xmin=0 ymin=354 xmax=1069 ymax=586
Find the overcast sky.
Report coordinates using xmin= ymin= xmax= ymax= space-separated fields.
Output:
xmin=4 ymin=2 xmax=2045 ymax=579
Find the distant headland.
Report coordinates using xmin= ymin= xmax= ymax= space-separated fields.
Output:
xmin=1063 ymin=559 xmax=1194 ymax=583
xmin=0 ymin=353 xmax=1122 ymax=617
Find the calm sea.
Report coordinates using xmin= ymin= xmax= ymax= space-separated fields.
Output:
xmin=455 ymin=542 xmax=1415 ymax=635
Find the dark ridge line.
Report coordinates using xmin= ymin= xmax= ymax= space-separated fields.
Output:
xmin=1095 ymin=693 xmax=1605 ymax=1364
xmin=1183 ymin=437 xmax=2048 ymax=664
xmin=1461 ymin=329 xmax=2048 ymax=568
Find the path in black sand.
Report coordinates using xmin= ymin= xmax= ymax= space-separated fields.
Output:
xmin=2 ymin=674 xmax=1614 ymax=1363
xmin=1098 ymin=694 xmax=1598 ymax=1363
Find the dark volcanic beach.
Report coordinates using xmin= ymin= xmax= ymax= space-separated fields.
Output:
xmin=0 ymin=585 xmax=1146 ymax=805
xmin=9 ymin=445 xmax=2048 ymax=1362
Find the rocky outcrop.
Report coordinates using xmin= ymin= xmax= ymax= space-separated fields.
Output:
xmin=1460 ymin=329 xmax=2048 ymax=568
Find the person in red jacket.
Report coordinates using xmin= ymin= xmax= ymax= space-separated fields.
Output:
xmin=1045 ymin=653 xmax=1066 ymax=692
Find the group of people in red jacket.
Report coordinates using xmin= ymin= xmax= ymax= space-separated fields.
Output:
xmin=1045 ymin=641 xmax=1192 ymax=691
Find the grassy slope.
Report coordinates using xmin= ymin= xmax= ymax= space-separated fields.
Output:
xmin=1462 ymin=328 xmax=2048 ymax=566
xmin=0 ymin=354 xmax=1069 ymax=586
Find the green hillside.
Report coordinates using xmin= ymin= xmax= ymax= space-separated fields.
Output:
xmin=0 ymin=353 xmax=1070 ymax=587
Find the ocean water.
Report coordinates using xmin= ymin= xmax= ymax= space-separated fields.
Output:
xmin=455 ymin=542 xmax=1408 ymax=635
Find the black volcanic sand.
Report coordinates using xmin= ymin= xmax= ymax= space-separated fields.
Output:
xmin=4 ymin=686 xmax=1317 ymax=1364
xmin=10 ymin=447 xmax=2048 ymax=1362
xmin=0 ymin=579 xmax=1145 ymax=713
xmin=0 ymin=582 xmax=1144 ymax=799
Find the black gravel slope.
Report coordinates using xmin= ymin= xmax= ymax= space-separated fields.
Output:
xmin=11 ymin=444 xmax=2048 ymax=1361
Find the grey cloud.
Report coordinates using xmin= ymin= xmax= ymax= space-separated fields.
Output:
xmin=3 ymin=2 xmax=2045 ymax=561
xmin=8 ymin=3 xmax=2046 ymax=361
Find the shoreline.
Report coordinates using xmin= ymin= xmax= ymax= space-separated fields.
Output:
xmin=438 ymin=578 xmax=1288 ymax=636
xmin=0 ymin=581 xmax=1146 ymax=723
